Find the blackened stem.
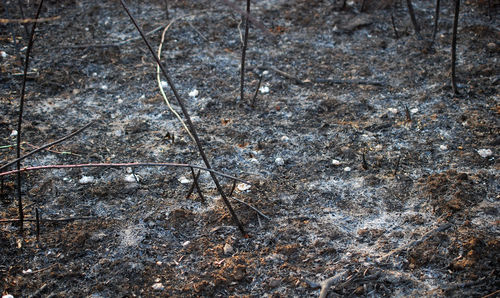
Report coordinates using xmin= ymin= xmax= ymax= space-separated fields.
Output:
xmin=120 ymin=0 xmax=247 ymax=236
xmin=240 ymin=0 xmax=251 ymax=103
xmin=16 ymin=0 xmax=44 ymax=234
xmin=451 ymin=0 xmax=460 ymax=95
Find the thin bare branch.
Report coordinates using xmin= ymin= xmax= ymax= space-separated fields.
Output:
xmin=120 ymin=0 xmax=247 ymax=236
xmin=0 ymin=121 xmax=94 ymax=172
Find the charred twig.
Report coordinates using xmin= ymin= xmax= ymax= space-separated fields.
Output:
xmin=35 ymin=208 xmax=40 ymax=242
xmin=16 ymin=0 xmax=44 ymax=234
xmin=187 ymin=21 xmax=208 ymax=42
xmin=185 ymin=169 xmax=200 ymax=199
xmin=431 ymin=0 xmax=441 ymax=44
xmin=391 ymin=4 xmax=399 ymax=39
xmin=0 ymin=216 xmax=95 ymax=223
xmin=189 ymin=167 xmax=205 ymax=203
xmin=220 ymin=0 xmax=273 ymax=39
xmin=251 ymin=74 xmax=263 ymax=107
xmin=362 ymin=151 xmax=368 ymax=170
xmin=405 ymin=105 xmax=412 ymax=122
xmin=253 ymin=65 xmax=305 ymax=85
xmin=0 ymin=162 xmax=252 ymax=185
xmin=16 ymin=0 xmax=29 ymax=39
xmin=240 ymin=0 xmax=251 ymax=103
xmin=164 ymin=0 xmax=169 ymax=19
xmin=230 ymin=197 xmax=270 ymax=221
xmin=394 ymin=154 xmax=401 ymax=176
xmin=313 ymin=78 xmax=385 ymax=86
xmin=58 ymin=23 xmax=169 ymax=49
xmin=229 ymin=179 xmax=237 ymax=196
xmin=377 ymin=223 xmax=452 ymax=262
xmin=120 ymin=0 xmax=247 ymax=235
xmin=0 ymin=121 xmax=94 ymax=172
xmin=318 ymin=270 xmax=349 ymax=298
xmin=451 ymin=0 xmax=460 ymax=95
xmin=406 ymin=0 xmax=422 ymax=39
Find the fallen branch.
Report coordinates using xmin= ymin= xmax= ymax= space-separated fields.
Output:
xmin=318 ymin=270 xmax=348 ymax=298
xmin=0 ymin=121 xmax=93 ymax=172
xmin=377 ymin=223 xmax=452 ymax=262
xmin=252 ymin=65 xmax=386 ymax=86
xmin=230 ymin=197 xmax=270 ymax=221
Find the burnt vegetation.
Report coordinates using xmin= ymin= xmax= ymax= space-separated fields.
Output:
xmin=1 ymin=0 xmax=499 ymax=296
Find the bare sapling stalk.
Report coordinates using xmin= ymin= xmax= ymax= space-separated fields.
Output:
xmin=120 ymin=0 xmax=247 ymax=236
xmin=431 ymin=0 xmax=441 ymax=44
xmin=240 ymin=0 xmax=250 ymax=103
xmin=406 ymin=0 xmax=422 ymax=39
xmin=451 ymin=0 xmax=460 ymax=95
xmin=16 ymin=0 xmax=44 ymax=234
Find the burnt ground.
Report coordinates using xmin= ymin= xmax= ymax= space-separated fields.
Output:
xmin=0 ymin=0 xmax=499 ymax=296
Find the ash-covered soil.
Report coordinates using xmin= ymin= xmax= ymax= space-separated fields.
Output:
xmin=1 ymin=0 xmax=499 ymax=296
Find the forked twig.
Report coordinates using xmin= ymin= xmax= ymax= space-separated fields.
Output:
xmin=120 ymin=0 xmax=247 ymax=235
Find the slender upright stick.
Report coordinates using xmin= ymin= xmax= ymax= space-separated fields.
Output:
xmin=17 ymin=0 xmax=30 ymax=40
xmin=431 ymin=0 xmax=440 ymax=43
xmin=451 ymin=0 xmax=460 ymax=95
xmin=406 ymin=0 xmax=422 ymax=39
xmin=120 ymin=0 xmax=247 ymax=236
xmin=16 ymin=0 xmax=44 ymax=234
xmin=240 ymin=0 xmax=251 ymax=103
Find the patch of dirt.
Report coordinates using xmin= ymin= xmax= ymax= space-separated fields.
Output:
xmin=1 ymin=0 xmax=499 ymax=297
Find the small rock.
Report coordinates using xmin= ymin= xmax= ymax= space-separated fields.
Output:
xmin=79 ymin=176 xmax=95 ymax=184
xmin=477 ymin=148 xmax=493 ymax=158
xmin=2 ymin=295 xmax=14 ymax=298
xmin=160 ymin=81 xmax=168 ymax=89
xmin=10 ymin=130 xmax=18 ymax=137
xmin=237 ymin=183 xmax=251 ymax=191
xmin=151 ymin=283 xmax=164 ymax=290
xmin=486 ymin=42 xmax=497 ymax=52
xmin=344 ymin=167 xmax=352 ymax=172
xmin=22 ymin=269 xmax=32 ymax=274
xmin=275 ymin=157 xmax=285 ymax=166
xmin=189 ymin=89 xmax=199 ymax=97
xmin=387 ymin=108 xmax=398 ymax=114
xmin=223 ymin=243 xmax=234 ymax=255
xmin=440 ymin=144 xmax=448 ymax=151
xmin=410 ymin=108 xmax=419 ymax=114
xmin=182 ymin=240 xmax=190 ymax=248
xmin=0 ymin=51 xmax=7 ymax=58
xmin=124 ymin=174 xmax=138 ymax=183
xmin=100 ymin=84 xmax=108 ymax=90
xmin=178 ymin=176 xmax=190 ymax=184
xmin=259 ymin=85 xmax=270 ymax=94
xmin=269 ymin=278 xmax=281 ymax=288
xmin=331 ymin=159 xmax=341 ymax=166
